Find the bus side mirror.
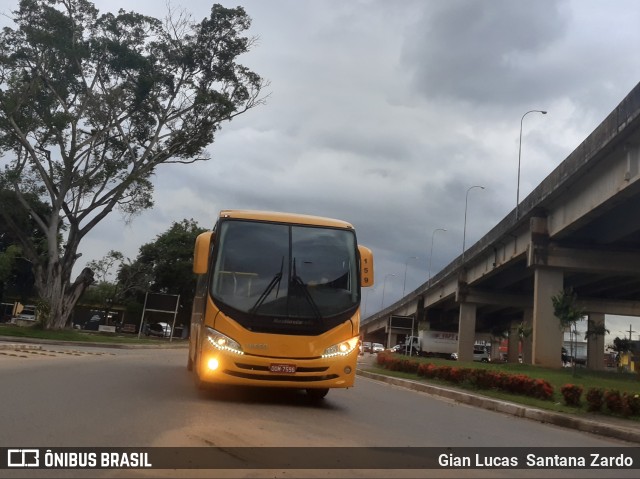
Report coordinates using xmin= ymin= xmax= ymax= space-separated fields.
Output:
xmin=358 ymin=245 xmax=374 ymax=287
xmin=193 ymin=232 xmax=214 ymax=274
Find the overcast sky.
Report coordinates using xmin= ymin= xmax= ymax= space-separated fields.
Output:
xmin=4 ymin=0 xmax=640 ymax=343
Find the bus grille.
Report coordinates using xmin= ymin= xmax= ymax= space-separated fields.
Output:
xmin=224 ymin=370 xmax=338 ymax=382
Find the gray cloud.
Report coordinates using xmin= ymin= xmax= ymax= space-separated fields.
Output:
xmin=402 ymin=0 xmax=570 ymax=105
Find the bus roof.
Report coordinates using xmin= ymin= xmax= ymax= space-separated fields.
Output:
xmin=218 ymin=210 xmax=354 ymax=229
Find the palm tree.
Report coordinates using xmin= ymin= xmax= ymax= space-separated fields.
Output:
xmin=552 ymin=288 xmax=584 ymax=375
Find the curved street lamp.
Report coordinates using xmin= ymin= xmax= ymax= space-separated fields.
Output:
xmin=516 ymin=109 xmax=547 ymax=219
xmin=462 ymin=185 xmax=485 ymax=261
xmin=428 ymin=228 xmax=447 ymax=285
xmin=402 ymin=256 xmax=419 ymax=297
xmin=381 ymin=273 xmax=397 ymax=310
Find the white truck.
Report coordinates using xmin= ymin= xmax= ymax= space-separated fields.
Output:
xmin=403 ymin=331 xmax=492 ymax=362
xmin=403 ymin=331 xmax=458 ymax=358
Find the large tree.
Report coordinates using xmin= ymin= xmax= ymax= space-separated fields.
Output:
xmin=0 ymin=0 xmax=265 ymax=328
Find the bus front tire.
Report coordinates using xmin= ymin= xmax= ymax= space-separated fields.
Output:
xmin=306 ymin=388 xmax=329 ymax=400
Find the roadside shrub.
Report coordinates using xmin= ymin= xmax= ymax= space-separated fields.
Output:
xmin=560 ymin=384 xmax=583 ymax=407
xmin=627 ymin=393 xmax=640 ymax=416
xmin=386 ymin=357 xmax=404 ymax=371
xmin=585 ymin=388 xmax=604 ymax=412
xmin=400 ymin=359 xmax=419 ymax=374
xmin=467 ymin=369 xmax=495 ymax=389
xmin=531 ymin=379 xmax=554 ymax=401
xmin=376 ymin=359 xmax=555 ymax=400
xmin=433 ymin=365 xmax=452 ymax=381
xmin=604 ymin=390 xmax=623 ymax=414
xmin=417 ymin=363 xmax=436 ymax=378
xmin=447 ymin=367 xmax=464 ymax=384
xmin=376 ymin=352 xmax=391 ymax=366
xmin=621 ymin=393 xmax=640 ymax=417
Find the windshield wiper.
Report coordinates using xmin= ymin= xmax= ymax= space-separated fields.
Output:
xmin=249 ymin=257 xmax=284 ymax=315
xmin=291 ymin=258 xmax=323 ymax=322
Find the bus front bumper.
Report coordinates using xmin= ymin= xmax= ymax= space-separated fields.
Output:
xmin=196 ymin=349 xmax=357 ymax=389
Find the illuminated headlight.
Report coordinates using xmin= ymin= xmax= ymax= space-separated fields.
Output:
xmin=322 ymin=337 xmax=359 ymax=358
xmin=206 ymin=327 xmax=244 ymax=355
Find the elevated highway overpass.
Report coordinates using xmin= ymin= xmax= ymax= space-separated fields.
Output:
xmin=362 ymin=81 xmax=640 ymax=369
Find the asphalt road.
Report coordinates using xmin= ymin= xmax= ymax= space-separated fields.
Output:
xmin=0 ymin=345 xmax=637 ymax=479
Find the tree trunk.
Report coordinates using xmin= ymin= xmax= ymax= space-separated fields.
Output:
xmin=37 ymin=264 xmax=94 ymax=329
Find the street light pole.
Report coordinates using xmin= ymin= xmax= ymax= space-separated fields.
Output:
xmin=402 ymin=256 xmax=419 ymax=297
xmin=381 ymin=273 xmax=396 ymax=310
xmin=462 ymin=185 xmax=485 ymax=261
xmin=516 ymin=109 xmax=547 ymax=219
xmin=363 ymin=287 xmax=375 ymax=318
xmin=428 ymin=228 xmax=447 ymax=285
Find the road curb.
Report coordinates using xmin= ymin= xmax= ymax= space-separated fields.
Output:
xmin=357 ymin=368 xmax=640 ymax=445
xmin=0 ymin=335 xmax=188 ymax=349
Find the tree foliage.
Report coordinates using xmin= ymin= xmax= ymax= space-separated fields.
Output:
xmin=551 ymin=288 xmax=583 ymax=330
xmin=0 ymin=244 xmax=21 ymax=296
xmin=552 ymin=288 xmax=584 ymax=373
xmin=0 ymin=188 xmax=52 ymax=301
xmin=584 ymin=319 xmax=609 ymax=341
xmin=609 ymin=337 xmax=632 ymax=354
xmin=0 ymin=0 xmax=266 ymax=328
xmin=133 ymin=218 xmax=207 ymax=312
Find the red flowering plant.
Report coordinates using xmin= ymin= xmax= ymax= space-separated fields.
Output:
xmin=604 ymin=390 xmax=623 ymax=414
xmin=400 ymin=359 xmax=419 ymax=374
xmin=560 ymin=384 xmax=583 ymax=407
xmin=531 ymin=379 xmax=554 ymax=400
xmin=626 ymin=393 xmax=640 ymax=416
xmin=417 ymin=363 xmax=437 ymax=378
xmin=622 ymin=393 xmax=640 ymax=417
xmin=585 ymin=388 xmax=604 ymax=412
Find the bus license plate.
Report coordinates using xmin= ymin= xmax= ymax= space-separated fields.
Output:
xmin=270 ymin=363 xmax=296 ymax=373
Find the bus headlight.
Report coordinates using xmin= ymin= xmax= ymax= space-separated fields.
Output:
xmin=322 ymin=336 xmax=359 ymax=358
xmin=205 ymin=327 xmax=244 ymax=355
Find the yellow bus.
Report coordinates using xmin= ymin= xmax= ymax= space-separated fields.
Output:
xmin=188 ymin=210 xmax=374 ymax=399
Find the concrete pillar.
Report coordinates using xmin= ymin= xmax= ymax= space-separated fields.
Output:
xmin=457 ymin=302 xmax=476 ymax=362
xmin=508 ymin=321 xmax=520 ymax=363
xmin=532 ymin=267 xmax=564 ymax=368
xmin=586 ymin=312 xmax=605 ymax=370
xmin=522 ymin=309 xmax=533 ymax=365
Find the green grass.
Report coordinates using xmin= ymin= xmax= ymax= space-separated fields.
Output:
xmin=366 ymin=355 xmax=640 ymax=421
xmin=0 ymin=324 xmax=182 ymax=344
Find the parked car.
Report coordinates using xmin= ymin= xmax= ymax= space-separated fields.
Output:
xmin=449 ymin=350 xmax=490 ymax=362
xmin=83 ymin=314 xmax=102 ymax=331
xmin=372 ymin=343 xmax=384 ymax=353
xmin=473 ymin=348 xmax=491 ymax=362
xmin=362 ymin=341 xmax=372 ymax=353
xmin=146 ymin=322 xmax=172 ymax=338
xmin=14 ymin=305 xmax=36 ymax=323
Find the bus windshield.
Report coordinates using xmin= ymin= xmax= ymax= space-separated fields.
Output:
xmin=210 ymin=219 xmax=360 ymax=334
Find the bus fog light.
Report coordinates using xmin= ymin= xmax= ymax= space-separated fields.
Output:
xmin=344 ymin=366 xmax=352 ymax=374
xmin=207 ymin=358 xmax=219 ymax=371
